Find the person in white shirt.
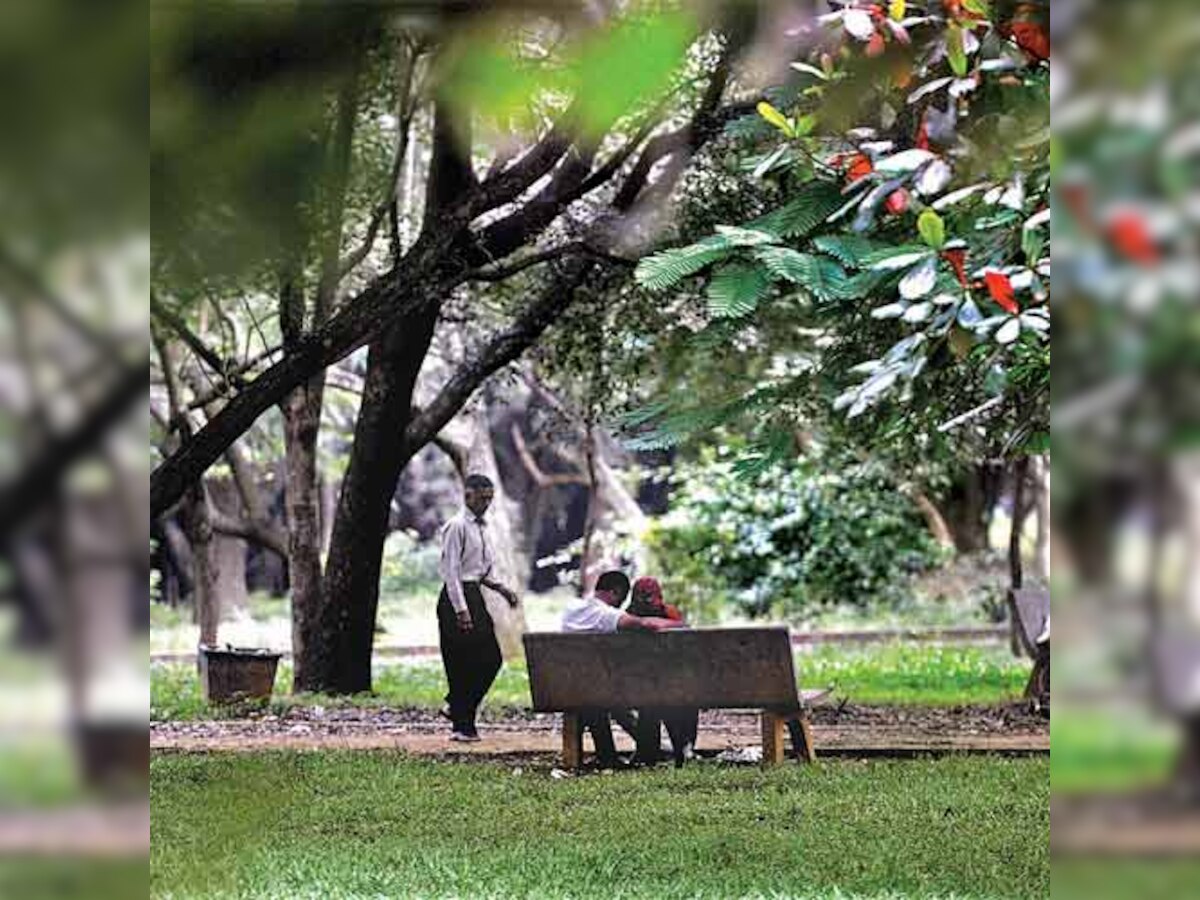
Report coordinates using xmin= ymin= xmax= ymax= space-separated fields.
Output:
xmin=560 ymin=570 xmax=683 ymax=767
xmin=438 ymin=473 xmax=519 ymax=742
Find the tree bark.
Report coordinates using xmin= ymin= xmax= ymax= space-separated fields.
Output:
xmin=313 ymin=309 xmax=441 ymax=692
xmin=179 ymin=484 xmax=219 ymax=646
xmin=1032 ymin=454 xmax=1051 ymax=583
xmin=284 ymin=375 xmax=326 ymax=690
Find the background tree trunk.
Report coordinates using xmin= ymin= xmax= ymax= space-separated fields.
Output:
xmin=284 ymin=377 xmax=326 ymax=690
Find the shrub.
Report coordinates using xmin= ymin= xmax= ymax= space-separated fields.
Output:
xmin=379 ymin=529 xmax=443 ymax=596
xmin=646 ymin=450 xmax=946 ymax=620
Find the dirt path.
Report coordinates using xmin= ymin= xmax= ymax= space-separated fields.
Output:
xmin=0 ymin=803 xmax=149 ymax=857
xmin=1052 ymin=794 xmax=1200 ymax=856
xmin=152 ymin=703 xmax=1048 ymax=759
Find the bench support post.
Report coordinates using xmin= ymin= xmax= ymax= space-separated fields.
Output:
xmin=761 ymin=712 xmax=785 ymax=766
xmin=562 ymin=712 xmax=583 ymax=770
xmin=785 ymin=714 xmax=816 ymax=764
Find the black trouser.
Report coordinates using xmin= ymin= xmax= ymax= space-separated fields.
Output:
xmin=634 ymin=707 xmax=700 ymax=764
xmin=437 ymin=583 xmax=503 ymax=731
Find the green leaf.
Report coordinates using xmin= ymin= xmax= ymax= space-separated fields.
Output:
xmin=706 ymin=263 xmax=770 ymax=318
xmin=749 ymin=180 xmax=844 ymax=238
xmin=946 ymin=25 xmax=969 ymax=78
xmin=917 ymin=209 xmax=946 ymax=249
xmin=812 ymin=235 xmax=882 ymax=268
xmin=757 ymin=101 xmax=794 ymax=137
xmin=754 ymin=248 xmax=866 ymax=303
xmin=961 ymin=0 xmax=991 ymax=19
xmin=635 ymin=235 xmax=733 ymax=291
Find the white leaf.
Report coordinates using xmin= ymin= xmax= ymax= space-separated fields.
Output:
xmin=902 ymin=301 xmax=932 ymax=322
xmin=962 ymin=29 xmax=980 ymax=55
xmin=899 ymin=257 xmax=937 ymax=299
xmin=1019 ymin=311 xmax=1050 ymax=332
xmin=907 ymin=77 xmax=953 ymax=105
xmin=915 ymin=159 xmax=953 ymax=196
xmin=932 ymin=292 xmax=959 ymax=306
xmin=871 ymin=302 xmax=908 ymax=320
xmin=861 ymin=370 xmax=899 ymax=401
xmin=848 ymin=359 xmax=883 ymax=375
xmin=875 ymin=148 xmax=936 ymax=174
xmin=1000 ymin=176 xmax=1026 ymax=211
xmin=1024 ymin=207 xmax=1051 ymax=230
xmin=789 ymin=62 xmax=829 ymax=80
xmin=843 ymin=8 xmax=876 ymax=40
xmin=949 ymin=77 xmax=979 ymax=98
xmin=995 ymin=317 xmax=1021 ymax=345
xmin=860 ymin=140 xmax=895 ymax=156
xmin=932 ymin=182 xmax=990 ymax=209
xmin=752 ymin=145 xmax=788 ymax=179
xmin=957 ymin=299 xmax=983 ymax=327
xmin=1009 ymin=269 xmax=1034 ymax=291
xmin=870 ymin=250 xmax=933 ymax=271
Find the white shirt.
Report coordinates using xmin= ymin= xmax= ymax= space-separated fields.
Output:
xmin=439 ymin=510 xmax=494 ymax=613
xmin=561 ymin=595 xmax=622 ymax=634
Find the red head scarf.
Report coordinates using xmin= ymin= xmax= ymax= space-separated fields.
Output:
xmin=632 ymin=577 xmax=663 ymax=605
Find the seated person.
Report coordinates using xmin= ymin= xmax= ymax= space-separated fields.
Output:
xmin=560 ymin=570 xmax=683 ymax=768
xmin=626 ymin=577 xmax=699 ymax=767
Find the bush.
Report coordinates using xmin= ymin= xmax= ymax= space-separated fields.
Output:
xmin=646 ymin=450 xmax=946 ymax=621
xmin=379 ymin=529 xmax=442 ymax=596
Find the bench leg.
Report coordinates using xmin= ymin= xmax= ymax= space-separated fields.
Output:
xmin=761 ymin=712 xmax=785 ymax=767
xmin=562 ymin=712 xmax=583 ymax=770
xmin=785 ymin=715 xmax=816 ymax=764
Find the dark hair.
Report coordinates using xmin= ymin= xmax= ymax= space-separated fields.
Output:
xmin=594 ymin=570 xmax=630 ymax=601
xmin=464 ymin=473 xmax=494 ymax=491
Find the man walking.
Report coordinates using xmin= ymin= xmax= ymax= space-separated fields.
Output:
xmin=438 ymin=473 xmax=519 ymax=742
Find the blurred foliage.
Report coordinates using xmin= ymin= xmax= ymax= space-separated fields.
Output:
xmin=645 ymin=446 xmax=946 ymax=621
xmin=379 ymin=530 xmax=443 ymax=596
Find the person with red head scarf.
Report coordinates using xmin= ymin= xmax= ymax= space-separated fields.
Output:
xmin=627 ymin=576 xmax=683 ymax=622
xmin=625 ymin=576 xmax=699 ymax=767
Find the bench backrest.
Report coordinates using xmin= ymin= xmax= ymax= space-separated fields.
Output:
xmin=523 ymin=627 xmax=799 ymax=711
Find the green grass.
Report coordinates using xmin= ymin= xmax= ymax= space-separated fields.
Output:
xmin=151 ymin=644 xmax=1031 ymax=722
xmin=151 ymin=752 xmax=1048 ymax=899
xmin=1051 ymin=861 xmax=1200 ymax=900
xmin=1049 ymin=707 xmax=1180 ymax=794
xmin=0 ymin=859 xmax=148 ymax=900
xmin=0 ymin=739 xmax=84 ymax=808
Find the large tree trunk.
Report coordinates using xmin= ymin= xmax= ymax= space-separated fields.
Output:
xmin=284 ymin=375 xmax=326 ymax=690
xmin=310 ymin=98 xmax=470 ymax=694
xmin=315 ymin=311 xmax=440 ymax=692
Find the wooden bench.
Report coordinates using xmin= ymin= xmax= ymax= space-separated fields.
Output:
xmin=523 ymin=626 xmax=824 ymax=768
xmin=1008 ymin=587 xmax=1049 ymax=712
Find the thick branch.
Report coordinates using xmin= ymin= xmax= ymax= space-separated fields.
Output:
xmin=511 ymin=424 xmax=588 ymax=488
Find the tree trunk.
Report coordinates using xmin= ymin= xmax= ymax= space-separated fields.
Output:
xmin=1032 ymin=454 xmax=1051 ymax=583
xmin=315 ymin=311 xmax=440 ymax=692
xmin=284 ymin=375 xmax=326 ymax=691
xmin=941 ymin=463 xmax=1000 ymax=553
xmin=179 ymin=484 xmax=220 ymax=647
xmin=309 ymin=98 xmax=471 ymax=694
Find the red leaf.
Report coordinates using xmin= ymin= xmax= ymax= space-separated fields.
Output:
xmin=915 ymin=117 xmax=930 ymax=151
xmin=866 ymin=31 xmax=887 ymax=57
xmin=984 ymin=271 xmax=1019 ymax=315
xmin=942 ymin=247 xmax=969 ymax=287
xmin=847 ymin=153 xmax=874 ymax=182
xmin=885 ymin=189 xmax=910 ymax=215
xmin=1010 ymin=22 xmax=1050 ymax=61
xmin=1108 ymin=212 xmax=1159 ymax=266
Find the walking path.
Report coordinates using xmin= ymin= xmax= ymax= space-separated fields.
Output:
xmin=152 ymin=703 xmax=1048 ymax=759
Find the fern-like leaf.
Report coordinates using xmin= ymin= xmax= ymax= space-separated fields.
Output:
xmin=635 ymin=235 xmax=733 ymax=292
xmin=749 ymin=180 xmax=844 ymax=238
xmin=812 ymin=234 xmax=883 ymax=269
xmin=707 ymin=263 xmax=769 ymax=318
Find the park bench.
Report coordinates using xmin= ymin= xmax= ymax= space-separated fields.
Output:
xmin=523 ymin=626 xmax=825 ymax=768
xmin=1008 ymin=587 xmax=1050 ymax=713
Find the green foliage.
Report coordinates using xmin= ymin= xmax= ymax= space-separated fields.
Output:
xmin=625 ymin=4 xmax=1051 ymax=465
xmin=378 ymin=530 xmax=442 ymax=596
xmin=646 ymin=450 xmax=947 ymax=620
xmin=151 ymin=753 xmax=1049 ymax=899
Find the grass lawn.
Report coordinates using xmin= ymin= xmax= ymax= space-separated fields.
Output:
xmin=0 ymin=859 xmax=148 ymax=900
xmin=1050 ymin=706 xmax=1180 ymax=795
xmin=151 ymin=643 xmax=1030 ymax=721
xmin=151 ymin=752 xmax=1047 ymax=900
